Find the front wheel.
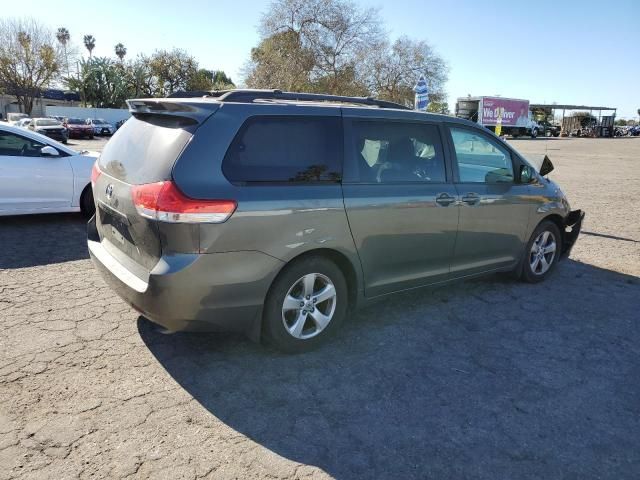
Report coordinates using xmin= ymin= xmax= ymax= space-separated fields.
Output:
xmin=264 ymin=256 xmax=348 ymax=353
xmin=521 ymin=221 xmax=561 ymax=283
xmin=530 ymin=128 xmax=538 ymax=139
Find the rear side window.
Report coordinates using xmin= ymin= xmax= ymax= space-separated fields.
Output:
xmin=349 ymin=121 xmax=446 ymax=183
xmin=222 ymin=116 xmax=342 ymax=183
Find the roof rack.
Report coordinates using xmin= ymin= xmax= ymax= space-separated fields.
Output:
xmin=203 ymin=89 xmax=411 ymax=110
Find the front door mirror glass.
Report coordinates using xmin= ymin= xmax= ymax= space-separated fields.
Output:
xmin=520 ymin=165 xmax=535 ymax=183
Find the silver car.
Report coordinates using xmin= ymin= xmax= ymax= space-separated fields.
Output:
xmin=88 ymin=90 xmax=583 ymax=353
xmin=86 ymin=118 xmax=115 ymax=136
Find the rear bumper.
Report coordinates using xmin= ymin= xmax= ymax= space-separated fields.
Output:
xmin=87 ymin=217 xmax=283 ymax=338
xmin=562 ymin=209 xmax=584 ymax=257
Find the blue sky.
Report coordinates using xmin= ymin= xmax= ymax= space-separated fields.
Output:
xmin=8 ymin=0 xmax=640 ymax=118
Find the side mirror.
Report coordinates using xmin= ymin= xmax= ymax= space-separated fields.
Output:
xmin=41 ymin=146 xmax=59 ymax=157
xmin=519 ymin=165 xmax=535 ymax=183
xmin=539 ymin=155 xmax=554 ymax=176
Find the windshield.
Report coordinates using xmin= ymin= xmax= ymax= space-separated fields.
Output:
xmin=95 ymin=119 xmax=107 ymax=124
xmin=36 ymin=119 xmax=60 ymax=127
xmin=67 ymin=118 xmax=85 ymax=124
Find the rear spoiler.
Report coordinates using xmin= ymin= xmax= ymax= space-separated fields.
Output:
xmin=126 ymin=99 xmax=219 ymax=124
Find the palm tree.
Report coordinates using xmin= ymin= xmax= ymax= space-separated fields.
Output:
xmin=56 ymin=27 xmax=70 ymax=77
xmin=83 ymin=35 xmax=95 ymax=58
xmin=114 ymin=43 xmax=127 ymax=62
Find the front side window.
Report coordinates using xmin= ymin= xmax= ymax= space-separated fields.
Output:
xmin=350 ymin=121 xmax=446 ymax=183
xmin=223 ymin=116 xmax=342 ymax=183
xmin=0 ymin=131 xmax=46 ymax=157
xmin=450 ymin=127 xmax=513 ymax=183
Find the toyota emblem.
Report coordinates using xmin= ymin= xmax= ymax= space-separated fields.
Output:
xmin=105 ymin=184 xmax=114 ymax=199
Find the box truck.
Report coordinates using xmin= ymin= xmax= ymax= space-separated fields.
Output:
xmin=455 ymin=96 xmax=539 ymax=138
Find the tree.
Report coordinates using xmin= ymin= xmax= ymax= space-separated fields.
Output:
xmin=124 ymin=55 xmax=155 ymax=98
xmin=65 ymin=57 xmax=130 ymax=108
xmin=244 ymin=30 xmax=315 ymax=91
xmin=361 ymin=37 xmax=448 ymax=107
xmin=83 ymin=34 xmax=95 ymax=57
xmin=147 ymin=49 xmax=197 ymax=96
xmin=56 ymin=27 xmax=70 ymax=77
xmin=114 ymin=43 xmax=126 ymax=62
xmin=245 ymin=0 xmax=448 ymax=104
xmin=211 ymin=70 xmax=234 ymax=90
xmin=186 ymin=68 xmax=235 ymax=91
xmin=255 ymin=0 xmax=384 ymax=94
xmin=0 ymin=18 xmax=63 ymax=114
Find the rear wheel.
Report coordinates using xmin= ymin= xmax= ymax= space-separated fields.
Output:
xmin=80 ymin=185 xmax=95 ymax=218
xmin=521 ymin=221 xmax=561 ymax=283
xmin=264 ymin=256 xmax=348 ymax=353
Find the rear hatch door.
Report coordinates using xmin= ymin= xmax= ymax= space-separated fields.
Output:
xmin=93 ymin=99 xmax=219 ymax=271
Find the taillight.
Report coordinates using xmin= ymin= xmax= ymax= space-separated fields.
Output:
xmin=131 ymin=181 xmax=236 ymax=224
xmin=91 ymin=162 xmax=101 ymax=188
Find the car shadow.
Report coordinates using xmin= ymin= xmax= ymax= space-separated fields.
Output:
xmin=139 ymin=259 xmax=640 ymax=479
xmin=0 ymin=213 xmax=89 ymax=269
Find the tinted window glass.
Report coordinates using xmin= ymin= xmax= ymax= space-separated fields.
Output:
xmin=450 ymin=128 xmax=513 ymax=183
xmin=0 ymin=131 xmax=46 ymax=157
xmin=350 ymin=121 xmax=446 ymax=183
xmin=223 ymin=116 xmax=342 ymax=183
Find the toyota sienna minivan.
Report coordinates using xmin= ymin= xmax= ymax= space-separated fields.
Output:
xmin=88 ymin=89 xmax=583 ymax=353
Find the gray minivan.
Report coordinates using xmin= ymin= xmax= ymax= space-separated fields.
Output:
xmin=88 ymin=90 xmax=583 ymax=352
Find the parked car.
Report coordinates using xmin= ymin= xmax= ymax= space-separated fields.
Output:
xmin=88 ymin=90 xmax=584 ymax=353
xmin=7 ymin=113 xmax=29 ymax=125
xmin=86 ymin=118 xmax=115 ymax=136
xmin=28 ymin=118 xmax=68 ymax=143
xmin=63 ymin=117 xmax=94 ymax=139
xmin=537 ymin=120 xmax=561 ymax=137
xmin=0 ymin=123 xmax=98 ymax=216
xmin=14 ymin=118 xmax=33 ymax=128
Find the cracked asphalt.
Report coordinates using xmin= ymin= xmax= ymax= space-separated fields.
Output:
xmin=1 ymin=137 xmax=639 ymax=479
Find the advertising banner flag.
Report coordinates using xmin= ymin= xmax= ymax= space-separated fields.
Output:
xmin=414 ymin=76 xmax=429 ymax=111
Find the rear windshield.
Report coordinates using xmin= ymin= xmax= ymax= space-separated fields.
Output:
xmin=35 ymin=119 xmax=60 ymax=126
xmin=98 ymin=115 xmax=193 ymax=184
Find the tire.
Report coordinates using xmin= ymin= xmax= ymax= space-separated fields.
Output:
xmin=520 ymin=220 xmax=561 ymax=283
xmin=264 ymin=256 xmax=348 ymax=353
xmin=530 ymin=128 xmax=538 ymax=139
xmin=80 ymin=185 xmax=95 ymax=218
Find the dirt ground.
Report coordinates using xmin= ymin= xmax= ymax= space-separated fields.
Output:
xmin=1 ymin=137 xmax=639 ymax=479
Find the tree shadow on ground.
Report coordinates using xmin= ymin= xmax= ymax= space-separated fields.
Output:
xmin=139 ymin=259 xmax=640 ymax=480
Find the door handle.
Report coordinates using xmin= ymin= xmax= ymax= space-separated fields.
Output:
xmin=461 ymin=193 xmax=480 ymax=205
xmin=435 ymin=193 xmax=456 ymax=207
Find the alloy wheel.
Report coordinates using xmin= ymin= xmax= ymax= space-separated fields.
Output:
xmin=282 ymin=273 xmax=337 ymax=340
xmin=530 ymin=230 xmax=557 ymax=275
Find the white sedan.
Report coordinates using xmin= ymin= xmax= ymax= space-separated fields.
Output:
xmin=0 ymin=123 xmax=98 ymax=216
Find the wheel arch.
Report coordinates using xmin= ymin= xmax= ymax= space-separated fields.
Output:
xmin=79 ymin=183 xmax=94 ymax=215
xmin=536 ymin=213 xmax=566 ymax=250
xmin=270 ymin=248 xmax=361 ymax=312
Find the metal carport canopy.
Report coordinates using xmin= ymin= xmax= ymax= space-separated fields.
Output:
xmin=530 ymin=104 xmax=616 ymax=111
